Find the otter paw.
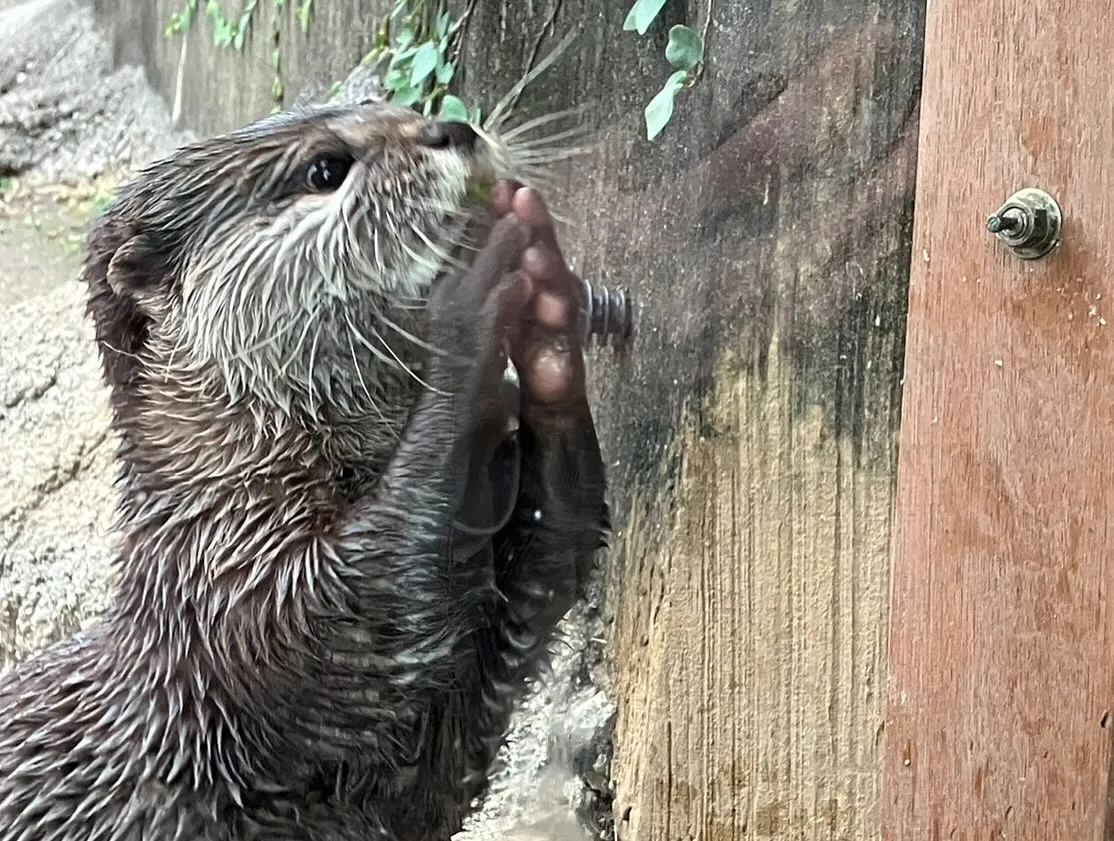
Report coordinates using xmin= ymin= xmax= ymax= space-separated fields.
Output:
xmin=426 ymin=213 xmax=531 ymax=378
xmin=497 ymin=184 xmax=587 ymax=413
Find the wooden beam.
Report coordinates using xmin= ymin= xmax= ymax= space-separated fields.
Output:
xmin=885 ymin=0 xmax=1114 ymax=836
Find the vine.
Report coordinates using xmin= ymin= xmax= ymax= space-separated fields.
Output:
xmin=165 ymin=0 xmax=705 ymax=141
xmin=166 ymin=0 xmax=313 ymax=111
xmin=623 ymin=0 xmax=708 ymax=141
xmin=358 ymin=0 xmax=480 ymax=122
xmin=166 ymin=0 xmax=476 ymax=119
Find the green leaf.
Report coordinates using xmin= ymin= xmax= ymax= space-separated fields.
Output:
xmin=410 ymin=43 xmax=440 ymax=87
xmin=165 ymin=2 xmax=197 ymax=37
xmin=235 ymin=0 xmax=257 ymax=46
xmin=387 ymin=46 xmax=416 ymax=73
xmin=389 ymin=44 xmax=416 ymax=67
xmin=390 ymin=86 xmax=422 ymax=108
xmin=470 ymin=105 xmax=483 ymax=124
xmin=622 ymin=0 xmax=667 ymax=35
xmin=212 ymin=20 xmax=234 ymax=49
xmin=296 ymin=0 xmax=311 ymax=32
xmin=644 ymin=70 xmax=686 ymax=141
xmin=665 ymin=25 xmax=703 ymax=71
xmin=165 ymin=13 xmax=187 ymax=36
xmin=384 ymin=67 xmax=409 ymax=90
xmin=438 ymin=95 xmax=470 ymax=122
xmin=396 ymin=26 xmax=414 ymax=48
xmin=435 ymin=8 xmax=451 ymax=39
xmin=328 ymin=80 xmax=342 ymax=99
xmin=435 ymin=60 xmax=455 ymax=85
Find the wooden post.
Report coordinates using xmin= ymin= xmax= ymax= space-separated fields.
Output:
xmin=884 ymin=0 xmax=1114 ymax=837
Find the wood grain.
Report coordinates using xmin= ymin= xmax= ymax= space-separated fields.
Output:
xmin=884 ymin=0 xmax=1114 ymax=837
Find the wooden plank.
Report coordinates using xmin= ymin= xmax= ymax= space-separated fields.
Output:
xmin=454 ymin=3 xmax=926 ymax=839
xmin=884 ymin=0 xmax=1114 ymax=837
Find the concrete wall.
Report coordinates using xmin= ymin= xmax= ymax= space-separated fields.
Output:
xmin=92 ymin=0 xmax=388 ymax=135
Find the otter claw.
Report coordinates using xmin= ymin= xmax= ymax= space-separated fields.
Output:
xmin=501 ymin=360 xmax=521 ymax=436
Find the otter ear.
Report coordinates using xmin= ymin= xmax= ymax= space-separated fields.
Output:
xmin=105 ymin=231 xmax=171 ymax=308
xmin=83 ymin=223 xmax=169 ymax=393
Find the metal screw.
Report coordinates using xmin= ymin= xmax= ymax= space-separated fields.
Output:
xmin=582 ymin=280 xmax=634 ymax=349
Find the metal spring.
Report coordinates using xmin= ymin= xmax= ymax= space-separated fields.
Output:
xmin=582 ymin=280 xmax=634 ymax=349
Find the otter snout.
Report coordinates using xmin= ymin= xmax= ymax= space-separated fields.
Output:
xmin=417 ymin=120 xmax=479 ymax=151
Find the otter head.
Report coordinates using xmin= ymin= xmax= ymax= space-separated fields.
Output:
xmin=84 ymin=101 xmax=516 ymax=464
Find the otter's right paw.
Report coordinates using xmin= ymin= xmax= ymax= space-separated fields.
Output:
xmin=426 ymin=214 xmax=534 ymax=418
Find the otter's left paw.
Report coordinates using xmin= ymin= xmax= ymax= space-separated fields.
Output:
xmin=491 ymin=182 xmax=588 ymax=421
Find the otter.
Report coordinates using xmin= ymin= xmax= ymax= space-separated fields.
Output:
xmin=0 ymin=101 xmax=608 ymax=841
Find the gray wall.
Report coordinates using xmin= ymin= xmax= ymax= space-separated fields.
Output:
xmin=92 ymin=0 xmax=386 ymax=135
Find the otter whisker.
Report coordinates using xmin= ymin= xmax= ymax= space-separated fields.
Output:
xmin=421 ymin=218 xmax=481 ymax=261
xmin=499 ymin=106 xmax=591 ymax=142
xmin=507 ymin=133 xmax=592 ymax=156
xmin=372 ymin=310 xmax=439 ymax=358
xmin=508 ymin=148 xmax=591 ymax=169
xmin=397 ymin=238 xmax=444 ymax=286
xmin=406 ymin=221 xmax=461 ymax=272
xmin=483 ymin=27 xmax=580 ymax=132
xmin=277 ymin=303 xmax=325 ymax=383
xmin=343 ymin=311 xmax=400 ymax=370
xmin=344 ymin=326 xmax=401 ymax=443
xmin=369 ymin=324 xmax=440 ymax=396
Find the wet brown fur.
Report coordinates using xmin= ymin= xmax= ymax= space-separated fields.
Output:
xmin=0 ymin=101 xmax=608 ymax=841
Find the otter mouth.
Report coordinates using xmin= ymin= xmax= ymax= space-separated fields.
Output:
xmin=464 ymin=171 xmax=495 ymax=207
xmin=463 ymin=132 xmax=501 ymax=206
xmin=418 ymin=123 xmax=509 ymax=293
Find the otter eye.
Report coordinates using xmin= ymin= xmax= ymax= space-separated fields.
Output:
xmin=306 ymin=156 xmax=351 ymax=192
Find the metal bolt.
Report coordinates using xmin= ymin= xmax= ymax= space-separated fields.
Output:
xmin=582 ymin=280 xmax=634 ymax=349
xmin=985 ymin=209 xmax=1024 ymax=235
xmin=985 ymin=188 xmax=1063 ymax=261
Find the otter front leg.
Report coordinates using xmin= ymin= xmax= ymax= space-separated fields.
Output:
xmin=375 ymin=186 xmax=610 ymax=841
xmin=435 ymin=185 xmax=610 ymax=818
xmin=307 ymin=213 xmax=536 ymax=749
xmin=490 ymin=184 xmax=610 ymax=613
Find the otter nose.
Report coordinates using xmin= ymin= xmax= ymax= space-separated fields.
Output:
xmin=417 ymin=120 xmax=479 ymax=151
